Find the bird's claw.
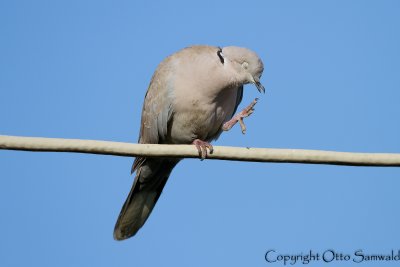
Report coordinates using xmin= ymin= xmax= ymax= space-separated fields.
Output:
xmin=192 ymin=139 xmax=214 ymax=160
xmin=222 ymin=98 xmax=258 ymax=134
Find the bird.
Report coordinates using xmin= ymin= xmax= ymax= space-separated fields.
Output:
xmin=113 ymin=45 xmax=265 ymax=240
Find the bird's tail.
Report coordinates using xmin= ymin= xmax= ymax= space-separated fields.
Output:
xmin=113 ymin=158 xmax=179 ymax=240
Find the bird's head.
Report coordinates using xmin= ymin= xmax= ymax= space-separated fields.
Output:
xmin=219 ymin=46 xmax=265 ymax=93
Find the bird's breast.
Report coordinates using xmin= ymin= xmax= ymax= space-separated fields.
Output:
xmin=168 ymin=87 xmax=238 ymax=144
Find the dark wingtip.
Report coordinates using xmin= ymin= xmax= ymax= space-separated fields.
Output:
xmin=113 ymin=231 xmax=133 ymax=241
xmin=113 ymin=223 xmax=140 ymax=241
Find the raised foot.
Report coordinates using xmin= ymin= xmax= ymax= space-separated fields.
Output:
xmin=192 ymin=139 xmax=214 ymax=160
xmin=222 ymin=98 xmax=258 ymax=134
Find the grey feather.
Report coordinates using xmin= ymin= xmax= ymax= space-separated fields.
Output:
xmin=114 ymin=45 xmax=264 ymax=240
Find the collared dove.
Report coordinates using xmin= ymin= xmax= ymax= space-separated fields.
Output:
xmin=114 ymin=45 xmax=265 ymax=240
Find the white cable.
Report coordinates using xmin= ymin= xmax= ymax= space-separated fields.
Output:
xmin=1 ymin=135 xmax=399 ymax=167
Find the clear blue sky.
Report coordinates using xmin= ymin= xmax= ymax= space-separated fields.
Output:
xmin=1 ymin=1 xmax=400 ymax=266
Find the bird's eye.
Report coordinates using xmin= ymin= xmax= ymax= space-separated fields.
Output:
xmin=217 ymin=48 xmax=224 ymax=64
xmin=242 ymin=62 xmax=249 ymax=70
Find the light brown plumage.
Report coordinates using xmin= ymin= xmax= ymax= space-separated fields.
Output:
xmin=114 ymin=45 xmax=264 ymax=240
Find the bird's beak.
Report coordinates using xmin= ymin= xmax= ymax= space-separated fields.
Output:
xmin=253 ymin=77 xmax=265 ymax=93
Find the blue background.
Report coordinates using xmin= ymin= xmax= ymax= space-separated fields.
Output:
xmin=1 ymin=1 xmax=399 ymax=266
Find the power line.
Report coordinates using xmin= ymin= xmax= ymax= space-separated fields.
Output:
xmin=1 ymin=135 xmax=399 ymax=167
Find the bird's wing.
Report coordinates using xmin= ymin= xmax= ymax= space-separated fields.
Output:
xmin=210 ymin=85 xmax=244 ymax=141
xmin=132 ymin=67 xmax=173 ymax=173
xmin=231 ymin=85 xmax=244 ymax=117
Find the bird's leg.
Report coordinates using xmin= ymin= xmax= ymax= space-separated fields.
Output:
xmin=222 ymin=98 xmax=258 ymax=134
xmin=192 ymin=139 xmax=214 ymax=160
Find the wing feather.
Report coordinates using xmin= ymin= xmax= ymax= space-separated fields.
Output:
xmin=132 ymin=64 xmax=174 ymax=172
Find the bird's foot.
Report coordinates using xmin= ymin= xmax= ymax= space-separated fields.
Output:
xmin=192 ymin=139 xmax=214 ymax=160
xmin=222 ymin=98 xmax=258 ymax=134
